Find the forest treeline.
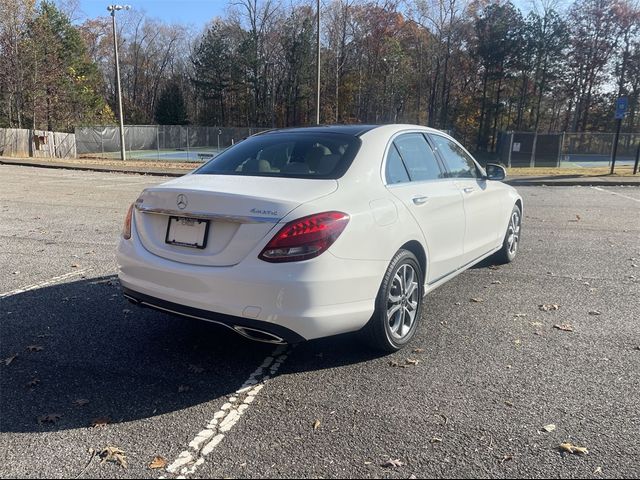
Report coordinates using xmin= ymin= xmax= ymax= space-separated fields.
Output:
xmin=1 ymin=0 xmax=639 ymax=151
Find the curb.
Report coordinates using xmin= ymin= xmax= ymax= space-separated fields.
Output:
xmin=2 ymin=158 xmax=639 ymax=186
xmin=0 ymin=159 xmax=184 ymax=177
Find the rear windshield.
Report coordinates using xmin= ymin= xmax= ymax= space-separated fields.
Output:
xmin=194 ymin=132 xmax=361 ymax=179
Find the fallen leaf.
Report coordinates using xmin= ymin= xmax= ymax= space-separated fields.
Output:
xmin=514 ymin=313 xmax=527 ymax=317
xmin=382 ymin=458 xmax=404 ymax=468
xmin=26 ymin=378 xmax=40 ymax=388
xmin=148 ymin=456 xmax=167 ymax=470
xmin=412 ymin=348 xmax=425 ymax=354
xmin=576 ymin=214 xmax=581 ymax=220
xmin=38 ymin=413 xmax=62 ymax=424
xmin=26 ymin=345 xmax=44 ymax=352
xmin=3 ymin=354 xmax=18 ymax=366
xmin=514 ymin=339 xmax=521 ymax=345
xmin=542 ymin=424 xmax=556 ymax=432
xmin=71 ymin=264 xmax=79 ymax=268
xmin=559 ymin=442 xmax=588 ymax=455
xmin=491 ymin=280 xmax=502 ymax=284
xmin=430 ymin=437 xmax=442 ymax=443
xmin=588 ymin=310 xmax=602 ymax=316
xmin=539 ymin=304 xmax=560 ymax=312
xmin=488 ymin=265 xmax=500 ymax=270
xmin=91 ymin=417 xmax=111 ymax=428
xmin=122 ymin=309 xmax=131 ymax=315
xmin=504 ymin=401 xmax=514 ymax=407
xmin=389 ymin=360 xmax=399 ymax=367
xmin=594 ymin=466 xmax=602 ymax=474
xmin=454 ymin=302 xmax=461 ymax=306
xmin=178 ymin=385 xmax=191 ymax=393
xmin=73 ymin=398 xmax=90 ymax=407
xmin=470 ymin=297 xmax=484 ymax=303
xmin=501 ymin=454 xmax=513 ymax=463
xmin=553 ymin=324 xmax=574 ymax=332
xmin=99 ymin=446 xmax=127 ymax=468
xmin=313 ymin=419 xmax=321 ymax=430
xmin=188 ymin=364 xmax=205 ymax=374
xmin=405 ymin=358 xmax=419 ymax=366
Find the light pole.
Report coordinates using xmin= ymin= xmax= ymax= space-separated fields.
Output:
xmin=316 ymin=0 xmax=320 ymax=125
xmin=108 ymin=4 xmax=130 ymax=161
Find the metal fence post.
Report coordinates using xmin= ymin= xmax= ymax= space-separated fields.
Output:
xmin=507 ymin=132 xmax=514 ymax=168
xmin=156 ymin=125 xmax=160 ymax=161
xmin=557 ymin=132 xmax=564 ymax=167
xmin=530 ymin=132 xmax=538 ymax=168
xmin=186 ymin=125 xmax=190 ymax=160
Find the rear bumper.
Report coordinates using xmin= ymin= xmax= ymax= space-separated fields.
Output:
xmin=122 ymin=287 xmax=304 ymax=344
xmin=117 ymin=227 xmax=386 ymax=341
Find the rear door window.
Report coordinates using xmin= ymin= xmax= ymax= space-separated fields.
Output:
xmin=390 ymin=133 xmax=443 ymax=182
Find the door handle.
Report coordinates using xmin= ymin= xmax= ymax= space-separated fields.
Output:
xmin=463 ymin=187 xmax=475 ymax=194
xmin=412 ymin=196 xmax=429 ymax=205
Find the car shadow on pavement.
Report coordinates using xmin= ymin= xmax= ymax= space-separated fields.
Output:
xmin=0 ymin=275 xmax=379 ymax=433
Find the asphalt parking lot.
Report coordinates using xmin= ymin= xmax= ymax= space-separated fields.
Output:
xmin=1 ymin=164 xmax=639 ymax=479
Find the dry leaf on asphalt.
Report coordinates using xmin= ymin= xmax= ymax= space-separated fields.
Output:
xmin=148 ymin=456 xmax=167 ymax=470
xmin=405 ymin=358 xmax=419 ymax=366
xmin=588 ymin=310 xmax=602 ymax=316
xmin=430 ymin=437 xmax=443 ymax=443
xmin=491 ymin=280 xmax=502 ymax=284
xmin=73 ymin=398 xmax=90 ymax=407
xmin=91 ymin=417 xmax=111 ymax=428
xmin=3 ymin=354 xmax=18 ymax=366
xmin=542 ymin=424 xmax=556 ymax=432
xmin=382 ymin=459 xmax=404 ymax=468
xmin=412 ymin=348 xmax=425 ymax=354
xmin=559 ymin=442 xmax=588 ymax=455
xmin=313 ymin=419 xmax=321 ymax=430
xmin=594 ymin=466 xmax=602 ymax=474
xmin=514 ymin=313 xmax=527 ymax=317
xmin=389 ymin=360 xmax=399 ymax=367
xmin=188 ymin=364 xmax=205 ymax=374
xmin=539 ymin=304 xmax=560 ymax=312
xmin=38 ymin=413 xmax=62 ymax=424
xmin=26 ymin=345 xmax=44 ymax=352
xmin=26 ymin=378 xmax=40 ymax=388
xmin=99 ymin=446 xmax=127 ymax=468
xmin=489 ymin=265 xmax=500 ymax=270
xmin=470 ymin=297 xmax=484 ymax=303
xmin=553 ymin=324 xmax=574 ymax=332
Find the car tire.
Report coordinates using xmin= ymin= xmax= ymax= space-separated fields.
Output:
xmin=363 ymin=249 xmax=424 ymax=352
xmin=492 ymin=204 xmax=522 ymax=264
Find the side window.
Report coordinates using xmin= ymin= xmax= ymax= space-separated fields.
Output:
xmin=385 ymin=144 xmax=410 ymax=184
xmin=393 ymin=133 xmax=443 ymax=181
xmin=429 ymin=135 xmax=479 ymax=178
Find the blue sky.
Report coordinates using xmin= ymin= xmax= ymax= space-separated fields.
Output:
xmin=73 ymin=0 xmax=228 ymax=27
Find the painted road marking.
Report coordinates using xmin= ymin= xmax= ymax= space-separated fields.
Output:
xmin=163 ymin=345 xmax=291 ymax=478
xmin=591 ymin=186 xmax=640 ymax=203
xmin=0 ymin=269 xmax=91 ymax=299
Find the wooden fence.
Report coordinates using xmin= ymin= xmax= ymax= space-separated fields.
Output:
xmin=0 ymin=128 xmax=76 ymax=159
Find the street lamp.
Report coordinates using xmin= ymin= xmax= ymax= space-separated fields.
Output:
xmin=107 ymin=4 xmax=130 ymax=161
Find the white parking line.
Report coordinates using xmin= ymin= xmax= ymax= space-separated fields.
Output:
xmin=163 ymin=345 xmax=291 ymax=479
xmin=591 ymin=186 xmax=640 ymax=203
xmin=0 ymin=269 xmax=91 ymax=299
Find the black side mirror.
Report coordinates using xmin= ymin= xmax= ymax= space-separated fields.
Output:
xmin=485 ymin=163 xmax=506 ymax=181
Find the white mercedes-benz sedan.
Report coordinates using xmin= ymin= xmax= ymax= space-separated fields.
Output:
xmin=117 ymin=124 xmax=522 ymax=351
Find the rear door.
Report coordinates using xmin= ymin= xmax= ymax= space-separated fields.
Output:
xmin=384 ymin=132 xmax=466 ymax=283
xmin=428 ymin=133 xmax=505 ymax=265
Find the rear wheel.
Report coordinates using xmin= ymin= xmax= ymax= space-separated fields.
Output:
xmin=363 ymin=249 xmax=424 ymax=352
xmin=492 ymin=204 xmax=522 ymax=264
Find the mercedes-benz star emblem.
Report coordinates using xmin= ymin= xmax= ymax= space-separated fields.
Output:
xmin=176 ymin=194 xmax=188 ymax=210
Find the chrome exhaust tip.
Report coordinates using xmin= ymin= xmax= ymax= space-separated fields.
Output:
xmin=233 ymin=326 xmax=287 ymax=345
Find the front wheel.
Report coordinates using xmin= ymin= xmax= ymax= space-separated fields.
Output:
xmin=492 ymin=204 xmax=522 ymax=264
xmin=362 ymin=249 xmax=424 ymax=352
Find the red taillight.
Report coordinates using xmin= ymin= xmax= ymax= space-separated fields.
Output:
xmin=123 ymin=203 xmax=134 ymax=239
xmin=259 ymin=211 xmax=349 ymax=262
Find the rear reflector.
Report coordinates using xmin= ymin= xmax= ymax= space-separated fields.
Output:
xmin=123 ymin=203 xmax=134 ymax=239
xmin=259 ymin=211 xmax=349 ymax=262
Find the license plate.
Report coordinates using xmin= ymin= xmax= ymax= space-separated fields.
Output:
xmin=165 ymin=217 xmax=210 ymax=249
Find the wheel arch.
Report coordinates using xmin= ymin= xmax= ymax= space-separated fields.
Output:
xmin=399 ymin=240 xmax=427 ymax=282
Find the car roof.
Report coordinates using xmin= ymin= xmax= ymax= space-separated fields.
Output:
xmin=256 ymin=125 xmax=380 ymax=137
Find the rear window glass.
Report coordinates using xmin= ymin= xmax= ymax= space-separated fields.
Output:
xmin=194 ymin=132 xmax=361 ymax=179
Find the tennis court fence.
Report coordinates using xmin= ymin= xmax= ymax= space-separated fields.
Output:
xmin=75 ymin=125 xmax=269 ymax=162
xmin=497 ymin=131 xmax=640 ymax=168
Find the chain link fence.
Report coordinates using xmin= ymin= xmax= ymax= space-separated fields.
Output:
xmin=497 ymin=131 xmax=640 ymax=168
xmin=75 ymin=125 xmax=269 ymax=163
